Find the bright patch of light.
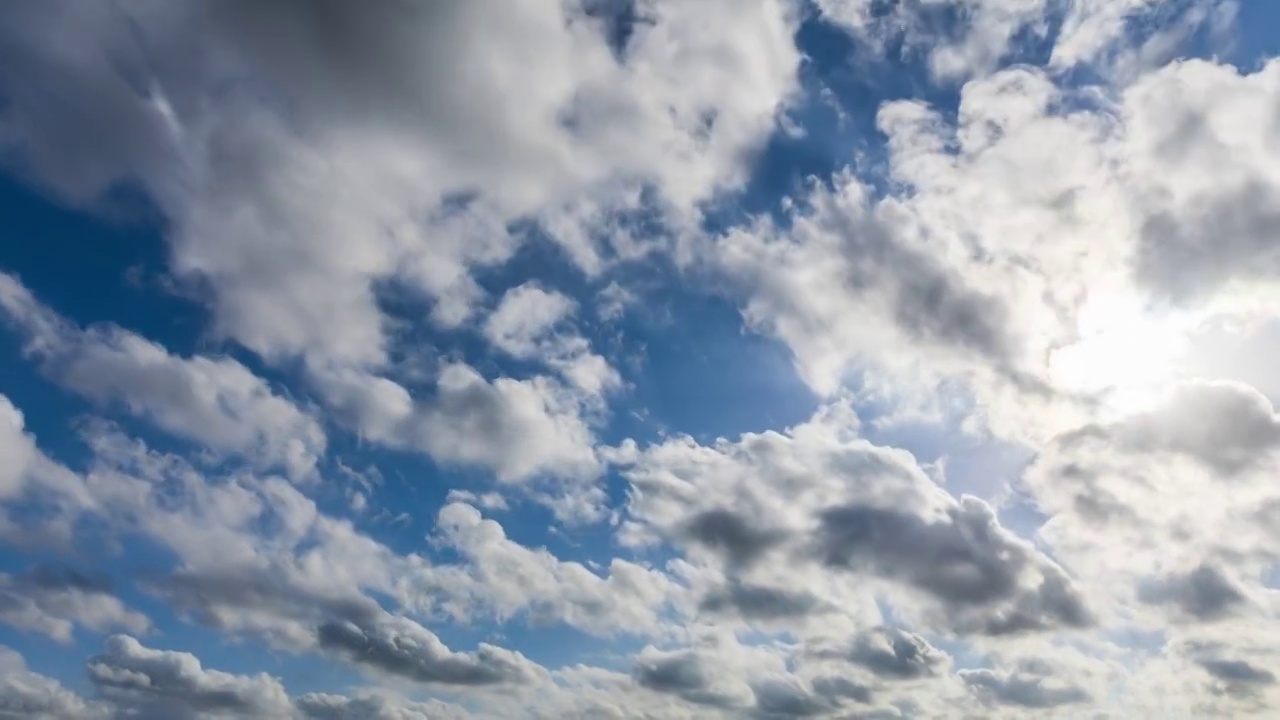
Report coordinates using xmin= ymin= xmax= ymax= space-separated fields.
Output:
xmin=1049 ymin=291 xmax=1189 ymax=415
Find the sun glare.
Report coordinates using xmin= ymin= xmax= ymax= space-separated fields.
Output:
xmin=1048 ymin=291 xmax=1189 ymax=415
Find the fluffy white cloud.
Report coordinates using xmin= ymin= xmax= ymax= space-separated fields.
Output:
xmin=316 ymin=363 xmax=601 ymax=488
xmin=401 ymin=502 xmax=677 ymax=637
xmin=0 ymin=646 xmax=104 ymax=719
xmin=1024 ymin=380 xmax=1280 ymax=624
xmin=0 ymin=272 xmax=325 ymax=477
xmin=485 ymin=283 xmax=621 ymax=397
xmin=0 ymin=395 xmax=35 ymax=500
xmin=88 ymin=634 xmax=294 ymax=718
xmin=0 ymin=0 xmax=799 ymax=368
xmin=610 ymin=403 xmax=1089 ymax=639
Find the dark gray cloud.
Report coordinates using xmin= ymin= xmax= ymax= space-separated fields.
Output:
xmin=844 ymin=628 xmax=949 ymax=680
xmin=699 ymin=581 xmax=823 ymax=620
xmin=317 ymin=617 xmax=533 ymax=686
xmin=21 ymin=564 xmax=113 ymax=594
xmin=814 ymin=499 xmax=1090 ymax=634
xmin=1199 ymin=658 xmax=1277 ymax=686
xmin=1137 ymin=182 xmax=1280 ymax=303
xmin=633 ymin=649 xmax=750 ymax=710
xmin=1138 ymin=563 xmax=1247 ymax=621
xmin=818 ymin=187 xmax=1016 ymax=366
xmin=682 ymin=509 xmax=786 ymax=568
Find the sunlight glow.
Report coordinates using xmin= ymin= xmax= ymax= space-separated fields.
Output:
xmin=1048 ymin=291 xmax=1189 ymax=415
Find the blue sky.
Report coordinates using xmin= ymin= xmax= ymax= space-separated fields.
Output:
xmin=2 ymin=1 xmax=1280 ymax=718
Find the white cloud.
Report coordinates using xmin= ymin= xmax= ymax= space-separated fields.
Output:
xmin=0 ymin=645 xmax=104 ymax=719
xmin=400 ymin=502 xmax=678 ymax=637
xmin=0 ymin=272 xmax=326 ymax=477
xmin=88 ymin=634 xmax=295 ymax=718
xmin=0 ymin=565 xmax=150 ymax=644
xmin=0 ymin=395 xmax=35 ymax=500
xmin=0 ymin=0 xmax=800 ymax=368
xmin=315 ymin=363 xmax=601 ymax=487
xmin=485 ymin=283 xmax=621 ymax=397
xmin=610 ymin=402 xmax=1089 ymax=639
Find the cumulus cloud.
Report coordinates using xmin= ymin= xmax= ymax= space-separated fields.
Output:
xmin=295 ymin=693 xmax=469 ymax=720
xmin=0 ymin=646 xmax=102 ymax=719
xmin=405 ymin=502 xmax=677 ymax=636
xmin=0 ymin=0 xmax=799 ymax=367
xmin=613 ymin=403 xmax=1089 ymax=636
xmin=960 ymin=658 xmax=1091 ymax=709
xmin=2 ymin=1 xmax=1280 ymax=717
xmin=0 ymin=395 xmax=36 ymax=500
xmin=87 ymin=634 xmax=294 ymax=718
xmin=485 ymin=283 xmax=621 ymax=397
xmin=0 ymin=565 xmax=150 ymax=643
xmin=0 ymin=272 xmax=325 ymax=477
xmin=315 ymin=363 xmax=601 ymax=487
xmin=1026 ymin=380 xmax=1280 ymax=624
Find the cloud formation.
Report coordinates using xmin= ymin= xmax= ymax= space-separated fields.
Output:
xmin=0 ymin=0 xmax=1278 ymax=717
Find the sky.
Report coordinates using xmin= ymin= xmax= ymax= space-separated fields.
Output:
xmin=0 ymin=0 xmax=1279 ymax=718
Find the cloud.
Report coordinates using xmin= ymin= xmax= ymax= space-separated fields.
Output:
xmin=484 ymin=283 xmax=621 ymax=397
xmin=0 ymin=564 xmax=150 ymax=643
xmin=0 ymin=272 xmax=326 ymax=477
xmin=842 ymin=628 xmax=949 ymax=681
xmin=613 ymin=403 xmax=1090 ymax=636
xmin=1137 ymin=563 xmax=1249 ymax=621
xmin=404 ymin=502 xmax=677 ymax=637
xmin=1199 ymin=658 xmax=1277 ymax=687
xmin=0 ymin=646 xmax=102 ymax=719
xmin=0 ymin=0 xmax=799 ymax=368
xmin=0 ymin=395 xmax=36 ymax=500
xmin=317 ymin=615 xmax=537 ymax=687
xmin=315 ymin=363 xmax=601 ymax=487
xmin=295 ymin=693 xmax=469 ymax=720
xmin=1026 ymin=380 xmax=1280 ymax=622
xmin=87 ymin=634 xmax=294 ymax=718
xmin=633 ymin=646 xmax=756 ymax=710
xmin=960 ymin=658 xmax=1091 ymax=709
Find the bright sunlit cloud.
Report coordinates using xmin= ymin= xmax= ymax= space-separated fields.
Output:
xmin=1048 ymin=290 xmax=1191 ymax=415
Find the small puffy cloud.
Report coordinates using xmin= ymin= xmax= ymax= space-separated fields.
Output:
xmin=316 ymin=363 xmax=600 ymax=486
xmin=317 ymin=614 xmax=538 ymax=687
xmin=0 ymin=272 xmax=325 ymax=477
xmin=485 ymin=283 xmax=621 ymax=397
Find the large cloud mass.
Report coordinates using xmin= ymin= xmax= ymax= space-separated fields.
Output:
xmin=0 ymin=0 xmax=1278 ymax=718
